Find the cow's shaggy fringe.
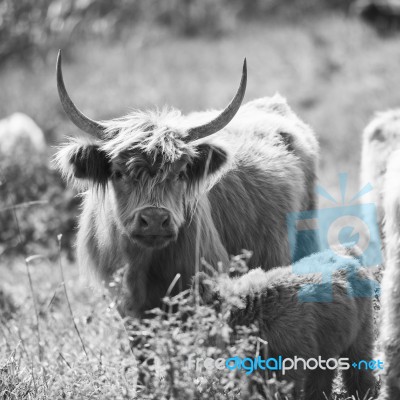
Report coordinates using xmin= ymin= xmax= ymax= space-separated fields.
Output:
xmin=196 ymin=248 xmax=377 ymax=400
xmin=377 ymin=149 xmax=400 ymax=399
xmin=101 ymin=108 xmax=194 ymax=164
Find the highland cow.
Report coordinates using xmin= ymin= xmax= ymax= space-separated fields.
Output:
xmin=196 ymin=249 xmax=377 ymax=400
xmin=55 ymin=51 xmax=319 ymax=318
xmin=377 ymin=149 xmax=400 ymax=399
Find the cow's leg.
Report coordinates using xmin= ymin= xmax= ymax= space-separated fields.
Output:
xmin=303 ymin=368 xmax=335 ymax=400
xmin=341 ymin=331 xmax=377 ymax=399
xmin=378 ymin=384 xmax=400 ymax=400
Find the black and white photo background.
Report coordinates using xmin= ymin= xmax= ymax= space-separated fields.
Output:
xmin=1 ymin=1 xmax=400 ymax=399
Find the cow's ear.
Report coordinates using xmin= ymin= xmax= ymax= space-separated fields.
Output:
xmin=55 ymin=140 xmax=111 ymax=186
xmin=188 ymin=143 xmax=228 ymax=181
xmin=70 ymin=144 xmax=111 ymax=182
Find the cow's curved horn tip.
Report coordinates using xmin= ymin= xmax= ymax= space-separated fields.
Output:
xmin=243 ymin=58 xmax=247 ymax=71
xmin=57 ymin=50 xmax=63 ymax=68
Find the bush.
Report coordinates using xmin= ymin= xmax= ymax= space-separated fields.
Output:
xmin=0 ymin=144 xmax=79 ymax=259
xmin=115 ymin=254 xmax=292 ymax=399
xmin=128 ymin=300 xmax=290 ymax=399
xmin=0 ymin=0 xmax=233 ymax=65
xmin=0 ymin=0 xmax=358 ymax=66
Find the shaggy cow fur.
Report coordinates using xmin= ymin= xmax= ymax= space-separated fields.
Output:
xmin=56 ymin=95 xmax=319 ymax=318
xmin=361 ymin=109 xmax=400 ymax=238
xmin=196 ymin=249 xmax=376 ymax=400
xmin=377 ymin=149 xmax=400 ymax=399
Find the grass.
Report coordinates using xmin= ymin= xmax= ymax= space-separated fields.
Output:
xmin=0 ymin=246 xmax=381 ymax=399
xmin=0 ymin=11 xmax=395 ymax=399
xmin=1 ymin=256 xmax=131 ymax=398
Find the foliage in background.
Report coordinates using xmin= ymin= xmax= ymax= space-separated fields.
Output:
xmin=0 ymin=0 xmax=359 ymax=66
xmin=0 ymin=145 xmax=79 ymax=260
xmin=0 ymin=287 xmax=16 ymax=321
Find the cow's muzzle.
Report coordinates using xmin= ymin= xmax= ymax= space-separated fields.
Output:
xmin=130 ymin=207 xmax=177 ymax=248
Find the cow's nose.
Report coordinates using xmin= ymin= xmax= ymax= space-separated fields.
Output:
xmin=135 ymin=208 xmax=172 ymax=234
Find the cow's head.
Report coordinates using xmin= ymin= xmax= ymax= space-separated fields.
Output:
xmin=56 ymin=51 xmax=246 ymax=249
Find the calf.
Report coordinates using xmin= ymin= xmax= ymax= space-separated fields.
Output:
xmin=196 ymin=249 xmax=377 ymax=400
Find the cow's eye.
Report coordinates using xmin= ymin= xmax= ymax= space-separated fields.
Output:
xmin=113 ymin=170 xmax=123 ymax=180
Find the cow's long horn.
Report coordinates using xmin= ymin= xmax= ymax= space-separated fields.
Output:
xmin=57 ymin=50 xmax=104 ymax=138
xmin=186 ymin=58 xmax=247 ymax=142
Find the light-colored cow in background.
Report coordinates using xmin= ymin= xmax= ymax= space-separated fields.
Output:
xmin=0 ymin=112 xmax=46 ymax=154
xmin=377 ymin=149 xmax=400 ymax=399
xmin=360 ymin=110 xmax=400 ymax=235
xmin=361 ymin=110 xmax=400 ymax=398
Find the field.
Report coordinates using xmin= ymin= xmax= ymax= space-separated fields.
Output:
xmin=1 ymin=9 xmax=398 ymax=399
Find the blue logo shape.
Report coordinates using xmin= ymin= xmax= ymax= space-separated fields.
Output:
xmin=338 ymin=226 xmax=359 ymax=247
xmin=287 ymin=173 xmax=382 ymax=302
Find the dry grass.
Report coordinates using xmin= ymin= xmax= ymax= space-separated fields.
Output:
xmin=1 ymin=253 xmax=134 ymax=398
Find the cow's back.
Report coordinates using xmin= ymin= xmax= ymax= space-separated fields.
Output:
xmin=203 ymin=95 xmax=319 ymax=269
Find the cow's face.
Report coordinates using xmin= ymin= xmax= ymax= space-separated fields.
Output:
xmin=110 ymin=142 xmax=227 ymax=248
xmin=61 ymin=138 xmax=227 ymax=249
xmin=55 ymin=51 xmax=245 ymax=249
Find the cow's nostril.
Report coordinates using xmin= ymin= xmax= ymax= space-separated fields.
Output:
xmin=136 ymin=208 xmax=172 ymax=232
xmin=161 ymin=215 xmax=170 ymax=228
xmin=140 ymin=215 xmax=149 ymax=227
